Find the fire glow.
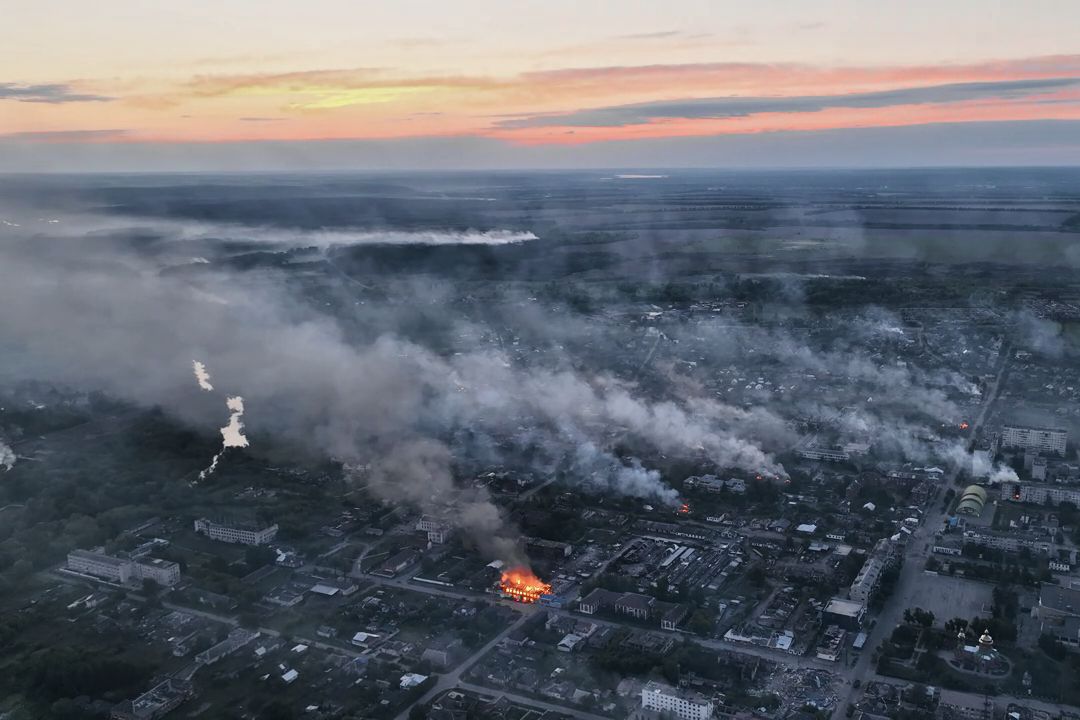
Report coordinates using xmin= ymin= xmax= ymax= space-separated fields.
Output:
xmin=499 ymin=567 xmax=551 ymax=604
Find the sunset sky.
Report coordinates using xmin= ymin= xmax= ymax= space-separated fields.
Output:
xmin=4 ymin=0 xmax=1080 ymax=170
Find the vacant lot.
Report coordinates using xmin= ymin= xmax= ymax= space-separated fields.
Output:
xmin=911 ymin=573 xmax=993 ymax=622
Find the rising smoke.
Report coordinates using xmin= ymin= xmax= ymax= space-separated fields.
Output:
xmin=0 ymin=196 xmax=1006 ymax=564
xmin=192 ymin=360 xmax=214 ymax=391
xmin=0 ymin=211 xmax=752 ymax=563
xmin=0 ymin=438 xmax=14 ymax=472
xmin=199 ymin=391 xmax=250 ymax=481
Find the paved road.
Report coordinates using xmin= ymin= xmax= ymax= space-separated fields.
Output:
xmin=393 ymin=607 xmax=537 ymax=720
xmin=830 ymin=345 xmax=1011 ymax=719
xmin=456 ymin=681 xmax=613 ymax=720
xmin=937 ymin=686 xmax=1079 ymax=718
xmin=357 ymin=566 xmax=835 ymax=671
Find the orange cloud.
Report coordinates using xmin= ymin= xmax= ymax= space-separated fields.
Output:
xmin=492 ymin=96 xmax=1080 ymax=146
xmin=6 ymin=54 xmax=1080 ymax=146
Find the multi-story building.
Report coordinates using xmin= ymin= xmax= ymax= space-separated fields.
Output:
xmin=796 ymin=443 xmax=850 ymax=463
xmin=134 ymin=557 xmax=182 ymax=587
xmin=416 ymin=515 xmax=450 ymax=544
xmin=194 ymin=518 xmax=278 ymax=546
xmin=641 ymin=681 xmax=714 ymax=720
xmin=848 ymin=538 xmax=900 ymax=603
xmin=67 ymin=549 xmax=134 ymax=583
xmin=66 ymin=550 xmax=181 ymax=587
xmin=849 ymin=557 xmax=882 ymax=603
xmin=1000 ymin=482 xmax=1080 ymax=507
xmin=1001 ymin=425 xmax=1067 ymax=457
xmin=962 ymin=527 xmax=1051 ymax=555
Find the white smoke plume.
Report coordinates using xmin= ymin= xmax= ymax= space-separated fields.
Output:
xmin=1 ymin=211 xmax=537 ymax=250
xmin=943 ymin=442 xmax=1018 ymax=484
xmin=0 ymin=203 xmax=995 ymax=563
xmin=192 ymin=360 xmax=214 ymax=391
xmin=221 ymin=396 xmax=249 ymax=448
xmin=199 ymin=395 xmax=249 ymax=481
xmin=570 ymin=440 xmax=679 ymax=504
xmin=199 ymin=395 xmax=249 ymax=480
xmin=0 ymin=438 xmax=15 ymax=472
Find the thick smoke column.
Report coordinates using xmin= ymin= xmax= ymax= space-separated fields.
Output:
xmin=190 ymin=359 xmax=250 ymax=480
xmin=199 ymin=395 xmax=250 ymax=480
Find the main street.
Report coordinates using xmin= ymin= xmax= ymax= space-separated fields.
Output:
xmin=829 ymin=344 xmax=1011 ymax=718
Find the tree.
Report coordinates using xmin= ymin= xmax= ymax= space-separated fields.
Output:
xmin=258 ymin=701 xmax=295 ymax=720
xmin=688 ymin=609 xmax=714 ymax=636
xmin=944 ymin=617 xmax=968 ymax=637
xmin=1038 ymin=633 xmax=1067 ymax=661
xmin=245 ymin=545 xmax=276 ymax=570
xmin=142 ymin=578 xmax=161 ymax=597
xmin=992 ymin=585 xmax=1019 ymax=621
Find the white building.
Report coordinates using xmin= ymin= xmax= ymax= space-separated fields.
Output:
xmin=1001 ymin=425 xmax=1067 ymax=457
xmin=849 ymin=557 xmax=883 ymax=603
xmin=134 ymin=557 xmax=182 ymax=587
xmin=416 ymin=515 xmax=450 ymax=544
xmin=1002 ymin=482 xmax=1080 ymax=507
xmin=67 ymin=549 xmax=133 ymax=583
xmin=641 ymin=681 xmax=714 ymax=720
xmin=66 ymin=550 xmax=181 ymax=587
xmin=194 ymin=518 xmax=278 ymax=546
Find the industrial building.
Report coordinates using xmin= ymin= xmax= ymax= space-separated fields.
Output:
xmin=956 ymin=485 xmax=989 ymax=516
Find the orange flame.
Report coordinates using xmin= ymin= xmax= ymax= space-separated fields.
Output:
xmin=960 ymin=422 xmax=970 ymax=430
xmin=499 ymin=567 xmax=551 ymax=604
xmin=679 ymin=503 xmax=690 ymax=514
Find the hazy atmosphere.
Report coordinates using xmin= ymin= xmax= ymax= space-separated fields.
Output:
xmin=3 ymin=5 xmax=1080 ymax=720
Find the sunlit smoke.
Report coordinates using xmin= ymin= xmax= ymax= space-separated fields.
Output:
xmin=193 ymin=357 xmax=250 ymax=480
xmin=192 ymin=360 xmax=214 ymax=391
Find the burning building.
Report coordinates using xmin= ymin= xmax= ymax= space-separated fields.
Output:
xmin=499 ymin=567 xmax=552 ymax=604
